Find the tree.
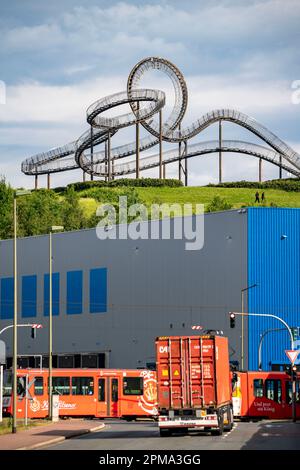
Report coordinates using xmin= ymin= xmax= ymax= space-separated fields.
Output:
xmin=62 ymin=186 xmax=86 ymax=231
xmin=0 ymin=177 xmax=14 ymax=239
xmin=206 ymin=196 xmax=232 ymax=212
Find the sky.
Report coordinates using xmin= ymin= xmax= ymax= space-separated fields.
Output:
xmin=0 ymin=0 xmax=300 ymax=188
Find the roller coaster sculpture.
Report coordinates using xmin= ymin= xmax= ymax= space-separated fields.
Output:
xmin=21 ymin=57 xmax=300 ymax=187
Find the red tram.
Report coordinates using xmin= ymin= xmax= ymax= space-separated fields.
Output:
xmin=2 ymin=368 xmax=158 ymax=420
xmin=232 ymin=370 xmax=300 ymax=419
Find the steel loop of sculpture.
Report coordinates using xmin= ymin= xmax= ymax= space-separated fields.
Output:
xmin=21 ymin=57 xmax=300 ymax=180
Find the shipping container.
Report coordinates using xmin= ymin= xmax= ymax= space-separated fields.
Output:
xmin=156 ymin=335 xmax=233 ymax=436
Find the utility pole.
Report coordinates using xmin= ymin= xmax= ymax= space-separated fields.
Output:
xmin=241 ymin=284 xmax=258 ymax=370
xmin=48 ymin=226 xmax=63 ymax=420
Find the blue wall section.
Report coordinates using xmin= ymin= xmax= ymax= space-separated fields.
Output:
xmin=22 ymin=275 xmax=37 ymax=318
xmin=67 ymin=270 xmax=83 ymax=315
xmin=90 ymin=268 xmax=107 ymax=313
xmin=0 ymin=278 xmax=14 ymax=320
xmin=248 ymin=208 xmax=300 ymax=370
xmin=44 ymin=273 xmax=60 ymax=316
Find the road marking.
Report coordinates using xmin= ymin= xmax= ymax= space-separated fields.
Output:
xmin=221 ymin=422 xmax=238 ymax=439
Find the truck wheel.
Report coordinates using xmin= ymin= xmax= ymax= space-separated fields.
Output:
xmin=159 ymin=428 xmax=171 ymax=437
xmin=224 ymin=406 xmax=234 ymax=432
xmin=211 ymin=412 xmax=224 ymax=436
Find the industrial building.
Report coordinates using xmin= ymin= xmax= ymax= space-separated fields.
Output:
xmin=0 ymin=207 xmax=299 ymax=371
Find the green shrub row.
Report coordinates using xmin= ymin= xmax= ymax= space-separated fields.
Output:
xmin=206 ymin=179 xmax=300 ymax=192
xmin=62 ymin=178 xmax=183 ymax=192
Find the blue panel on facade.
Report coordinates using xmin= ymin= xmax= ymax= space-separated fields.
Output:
xmin=90 ymin=268 xmax=107 ymax=313
xmin=44 ymin=273 xmax=60 ymax=316
xmin=67 ymin=271 xmax=83 ymax=315
xmin=0 ymin=278 xmax=14 ymax=320
xmin=248 ymin=208 xmax=300 ymax=370
xmin=22 ymin=275 xmax=37 ymax=318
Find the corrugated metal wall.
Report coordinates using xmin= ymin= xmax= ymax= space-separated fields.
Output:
xmin=248 ymin=207 xmax=300 ymax=370
xmin=0 ymin=211 xmax=247 ymax=368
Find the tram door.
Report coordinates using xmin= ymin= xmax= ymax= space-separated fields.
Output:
xmin=97 ymin=377 xmax=119 ymax=417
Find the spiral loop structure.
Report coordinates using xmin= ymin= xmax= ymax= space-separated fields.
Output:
xmin=21 ymin=57 xmax=300 ymax=179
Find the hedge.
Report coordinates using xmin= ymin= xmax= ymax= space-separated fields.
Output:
xmin=206 ymin=179 xmax=300 ymax=192
xmin=68 ymin=178 xmax=183 ymax=191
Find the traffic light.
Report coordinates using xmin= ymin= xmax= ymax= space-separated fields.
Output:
xmin=285 ymin=364 xmax=298 ymax=378
xmin=292 ymin=327 xmax=300 ymax=341
xmin=230 ymin=313 xmax=236 ymax=329
xmin=31 ymin=327 xmax=36 ymax=339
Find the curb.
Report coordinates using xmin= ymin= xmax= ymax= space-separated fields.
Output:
xmin=16 ymin=423 xmax=105 ymax=450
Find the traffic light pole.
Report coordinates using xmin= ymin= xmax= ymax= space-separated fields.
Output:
xmin=229 ymin=311 xmax=295 ymax=351
xmin=0 ymin=324 xmax=41 ymax=336
xmin=292 ymin=369 xmax=297 ymax=423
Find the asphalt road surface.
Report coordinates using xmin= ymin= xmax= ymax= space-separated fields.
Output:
xmin=47 ymin=419 xmax=300 ymax=450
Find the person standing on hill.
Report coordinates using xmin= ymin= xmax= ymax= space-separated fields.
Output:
xmin=261 ymin=192 xmax=265 ymax=202
xmin=255 ymin=191 xmax=260 ymax=203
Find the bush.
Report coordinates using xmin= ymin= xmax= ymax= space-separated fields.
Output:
xmin=206 ymin=196 xmax=233 ymax=212
xmin=108 ymin=178 xmax=183 ymax=188
xmin=68 ymin=178 xmax=183 ymax=191
xmin=68 ymin=180 xmax=107 ymax=191
xmin=206 ymin=178 xmax=300 ymax=192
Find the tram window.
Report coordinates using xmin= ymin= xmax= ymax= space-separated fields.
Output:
xmin=98 ymin=379 xmax=105 ymax=402
xmin=17 ymin=377 xmax=26 ymax=397
xmin=52 ymin=377 xmax=70 ymax=395
xmin=285 ymin=381 xmax=300 ymax=405
xmin=265 ymin=379 xmax=282 ymax=403
xmin=123 ymin=377 xmax=143 ymax=396
xmin=72 ymin=377 xmax=94 ymax=396
xmin=253 ymin=379 xmax=264 ymax=397
xmin=3 ymin=371 xmax=12 ymax=397
xmin=34 ymin=377 xmax=44 ymax=396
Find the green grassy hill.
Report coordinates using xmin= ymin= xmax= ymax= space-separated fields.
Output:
xmin=77 ymin=185 xmax=300 ymax=219
xmin=0 ymin=178 xmax=299 ymax=240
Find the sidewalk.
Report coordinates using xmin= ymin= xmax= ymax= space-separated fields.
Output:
xmin=0 ymin=419 xmax=105 ymax=450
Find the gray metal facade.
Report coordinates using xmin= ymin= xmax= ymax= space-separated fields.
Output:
xmin=0 ymin=210 xmax=248 ymax=368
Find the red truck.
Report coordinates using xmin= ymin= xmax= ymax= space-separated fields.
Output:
xmin=156 ymin=334 xmax=233 ymax=436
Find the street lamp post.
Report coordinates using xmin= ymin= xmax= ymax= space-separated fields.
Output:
xmin=12 ymin=189 xmax=31 ymax=434
xmin=241 ymin=284 xmax=258 ymax=370
xmin=12 ymin=197 xmax=17 ymax=433
xmin=48 ymin=226 xmax=63 ymax=420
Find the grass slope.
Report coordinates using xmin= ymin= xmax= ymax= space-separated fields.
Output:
xmin=78 ymin=186 xmax=300 ymax=217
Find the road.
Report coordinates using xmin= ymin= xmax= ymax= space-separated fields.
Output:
xmin=47 ymin=419 xmax=300 ymax=450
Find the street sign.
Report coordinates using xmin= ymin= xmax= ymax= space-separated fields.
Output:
xmin=285 ymin=349 xmax=300 ymax=364
xmin=0 ymin=340 xmax=6 ymax=364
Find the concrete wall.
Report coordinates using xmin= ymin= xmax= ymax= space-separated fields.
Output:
xmin=0 ymin=210 xmax=248 ymax=368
